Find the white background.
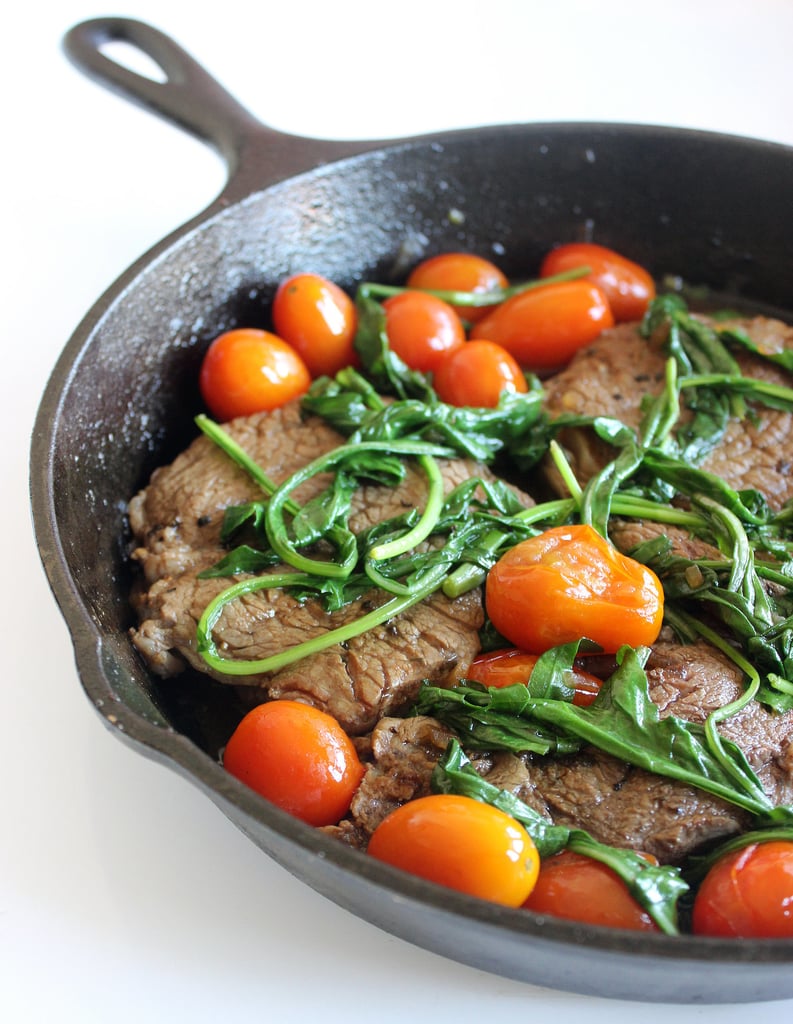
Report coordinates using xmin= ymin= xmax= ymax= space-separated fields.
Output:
xmin=5 ymin=1 xmax=793 ymax=1020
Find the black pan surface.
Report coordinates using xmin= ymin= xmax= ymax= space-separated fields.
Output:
xmin=30 ymin=17 xmax=793 ymax=1003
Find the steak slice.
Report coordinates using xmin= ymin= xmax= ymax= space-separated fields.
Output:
xmin=542 ymin=316 xmax=793 ymax=510
xmin=128 ymin=400 xmax=531 ymax=734
xmin=338 ymin=640 xmax=793 ymax=863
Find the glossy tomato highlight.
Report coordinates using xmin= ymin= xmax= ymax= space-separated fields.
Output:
xmin=466 ymin=648 xmax=603 ymax=706
xmin=433 ymin=340 xmax=527 ymax=408
xmin=485 ymin=524 xmax=664 ymax=653
xmin=367 ymin=794 xmax=540 ymax=907
xmin=406 ymin=251 xmax=508 ymax=322
xmin=382 ymin=290 xmax=465 ymax=373
xmin=692 ymin=840 xmax=793 ymax=938
xmin=272 ymin=273 xmax=358 ymax=378
xmin=523 ymin=851 xmax=660 ymax=931
xmin=470 ymin=279 xmax=614 ymax=375
xmin=540 ymin=242 xmax=656 ymax=322
xmin=199 ymin=328 xmax=311 ymax=421
xmin=223 ymin=700 xmax=364 ymax=826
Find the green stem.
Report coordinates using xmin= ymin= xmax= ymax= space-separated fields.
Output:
xmin=358 ymin=266 xmax=590 ymax=309
xmin=196 ymin=565 xmax=449 ymax=675
xmin=264 ymin=439 xmax=455 ymax=579
xmin=547 ymin=440 xmax=583 ymax=505
xmin=368 ymin=455 xmax=444 ymax=560
xmin=195 ymin=414 xmax=301 ymax=516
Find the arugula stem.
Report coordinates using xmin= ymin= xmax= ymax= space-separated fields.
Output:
xmin=197 ymin=564 xmax=449 ymax=676
xmin=357 ymin=266 xmax=590 ymax=309
xmin=679 ymin=373 xmax=793 ymax=409
xmin=547 ymin=440 xmax=583 ymax=504
xmin=195 ymin=414 xmax=301 ymax=516
xmin=264 ymin=439 xmax=455 ymax=579
xmin=367 ymin=454 xmax=444 ymax=561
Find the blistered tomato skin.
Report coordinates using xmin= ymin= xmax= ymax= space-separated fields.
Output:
xmin=199 ymin=328 xmax=311 ymax=421
xmin=523 ymin=851 xmax=660 ymax=931
xmin=367 ymin=794 xmax=540 ymax=907
xmin=466 ymin=648 xmax=603 ymax=706
xmin=382 ymin=291 xmax=466 ymax=373
xmin=406 ymin=252 xmax=509 ymax=322
xmin=485 ymin=524 xmax=664 ymax=654
xmin=539 ymin=242 xmax=656 ymax=322
xmin=692 ymin=841 xmax=793 ymax=938
xmin=470 ymin=279 xmax=614 ymax=374
xmin=433 ymin=340 xmax=528 ymax=408
xmin=271 ymin=273 xmax=358 ymax=378
xmin=223 ymin=700 xmax=365 ymax=827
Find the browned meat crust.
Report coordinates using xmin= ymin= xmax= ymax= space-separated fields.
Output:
xmin=127 ymin=400 xmax=531 ymax=734
xmin=332 ymin=640 xmax=793 ymax=863
xmin=542 ymin=316 xmax=793 ymax=509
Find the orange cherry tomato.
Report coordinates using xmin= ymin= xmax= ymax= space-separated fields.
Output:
xmin=406 ymin=252 xmax=509 ymax=322
xmin=523 ymin=850 xmax=660 ymax=931
xmin=199 ymin=328 xmax=311 ymax=421
xmin=271 ymin=273 xmax=358 ymax=378
xmin=692 ymin=841 xmax=793 ymax=938
xmin=485 ymin=524 xmax=664 ymax=654
xmin=540 ymin=242 xmax=656 ymax=322
xmin=466 ymin=648 xmax=603 ymax=706
xmin=470 ymin=279 xmax=614 ymax=375
xmin=223 ymin=700 xmax=365 ymax=827
xmin=367 ymin=794 xmax=540 ymax=907
xmin=382 ymin=290 xmax=466 ymax=373
xmin=433 ymin=340 xmax=528 ymax=408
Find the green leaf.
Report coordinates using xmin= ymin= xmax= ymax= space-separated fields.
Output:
xmin=420 ymin=645 xmax=783 ymax=819
xmin=432 ymin=739 xmax=687 ymax=934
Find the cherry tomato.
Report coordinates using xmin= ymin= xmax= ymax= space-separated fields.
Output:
xmin=523 ymin=851 xmax=660 ymax=931
xmin=485 ymin=524 xmax=664 ymax=654
xmin=382 ymin=291 xmax=466 ymax=373
xmin=199 ymin=328 xmax=311 ymax=421
xmin=367 ymin=794 xmax=540 ymax=907
xmin=470 ymin=279 xmax=614 ymax=375
xmin=692 ymin=841 xmax=793 ymax=938
xmin=433 ymin=340 xmax=528 ymax=408
xmin=540 ymin=242 xmax=656 ymax=322
xmin=271 ymin=273 xmax=358 ymax=378
xmin=406 ymin=252 xmax=509 ymax=322
xmin=223 ymin=700 xmax=365 ymax=827
xmin=466 ymin=648 xmax=603 ymax=706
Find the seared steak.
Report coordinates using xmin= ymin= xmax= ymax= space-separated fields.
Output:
xmin=337 ymin=640 xmax=793 ymax=863
xmin=542 ymin=316 xmax=793 ymax=509
xmin=128 ymin=400 xmax=530 ymax=734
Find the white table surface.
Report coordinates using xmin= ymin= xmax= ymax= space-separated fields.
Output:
xmin=5 ymin=1 xmax=793 ymax=1020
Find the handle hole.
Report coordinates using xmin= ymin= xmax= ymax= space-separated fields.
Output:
xmin=99 ymin=40 xmax=168 ymax=84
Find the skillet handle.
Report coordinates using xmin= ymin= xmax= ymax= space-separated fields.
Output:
xmin=62 ymin=17 xmax=373 ymax=199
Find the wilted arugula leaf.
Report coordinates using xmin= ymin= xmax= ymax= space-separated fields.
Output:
xmin=432 ymin=739 xmax=688 ymax=935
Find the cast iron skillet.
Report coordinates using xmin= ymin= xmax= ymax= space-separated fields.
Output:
xmin=31 ymin=16 xmax=793 ymax=1003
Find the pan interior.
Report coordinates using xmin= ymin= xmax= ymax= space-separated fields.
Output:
xmin=34 ymin=122 xmax=793 ymax=1000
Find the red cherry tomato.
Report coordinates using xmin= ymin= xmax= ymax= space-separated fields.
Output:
xmin=692 ymin=841 xmax=793 ymax=938
xmin=466 ymin=648 xmax=603 ymax=706
xmin=433 ymin=340 xmax=528 ymax=408
xmin=382 ymin=291 xmax=466 ymax=373
xmin=223 ymin=700 xmax=365 ymax=827
xmin=406 ymin=252 xmax=509 ymax=322
xmin=199 ymin=328 xmax=311 ymax=421
xmin=367 ymin=794 xmax=540 ymax=907
xmin=470 ymin=279 xmax=614 ymax=375
xmin=271 ymin=273 xmax=358 ymax=378
xmin=540 ymin=242 xmax=656 ymax=322
xmin=523 ymin=850 xmax=660 ymax=931
xmin=485 ymin=524 xmax=664 ymax=654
